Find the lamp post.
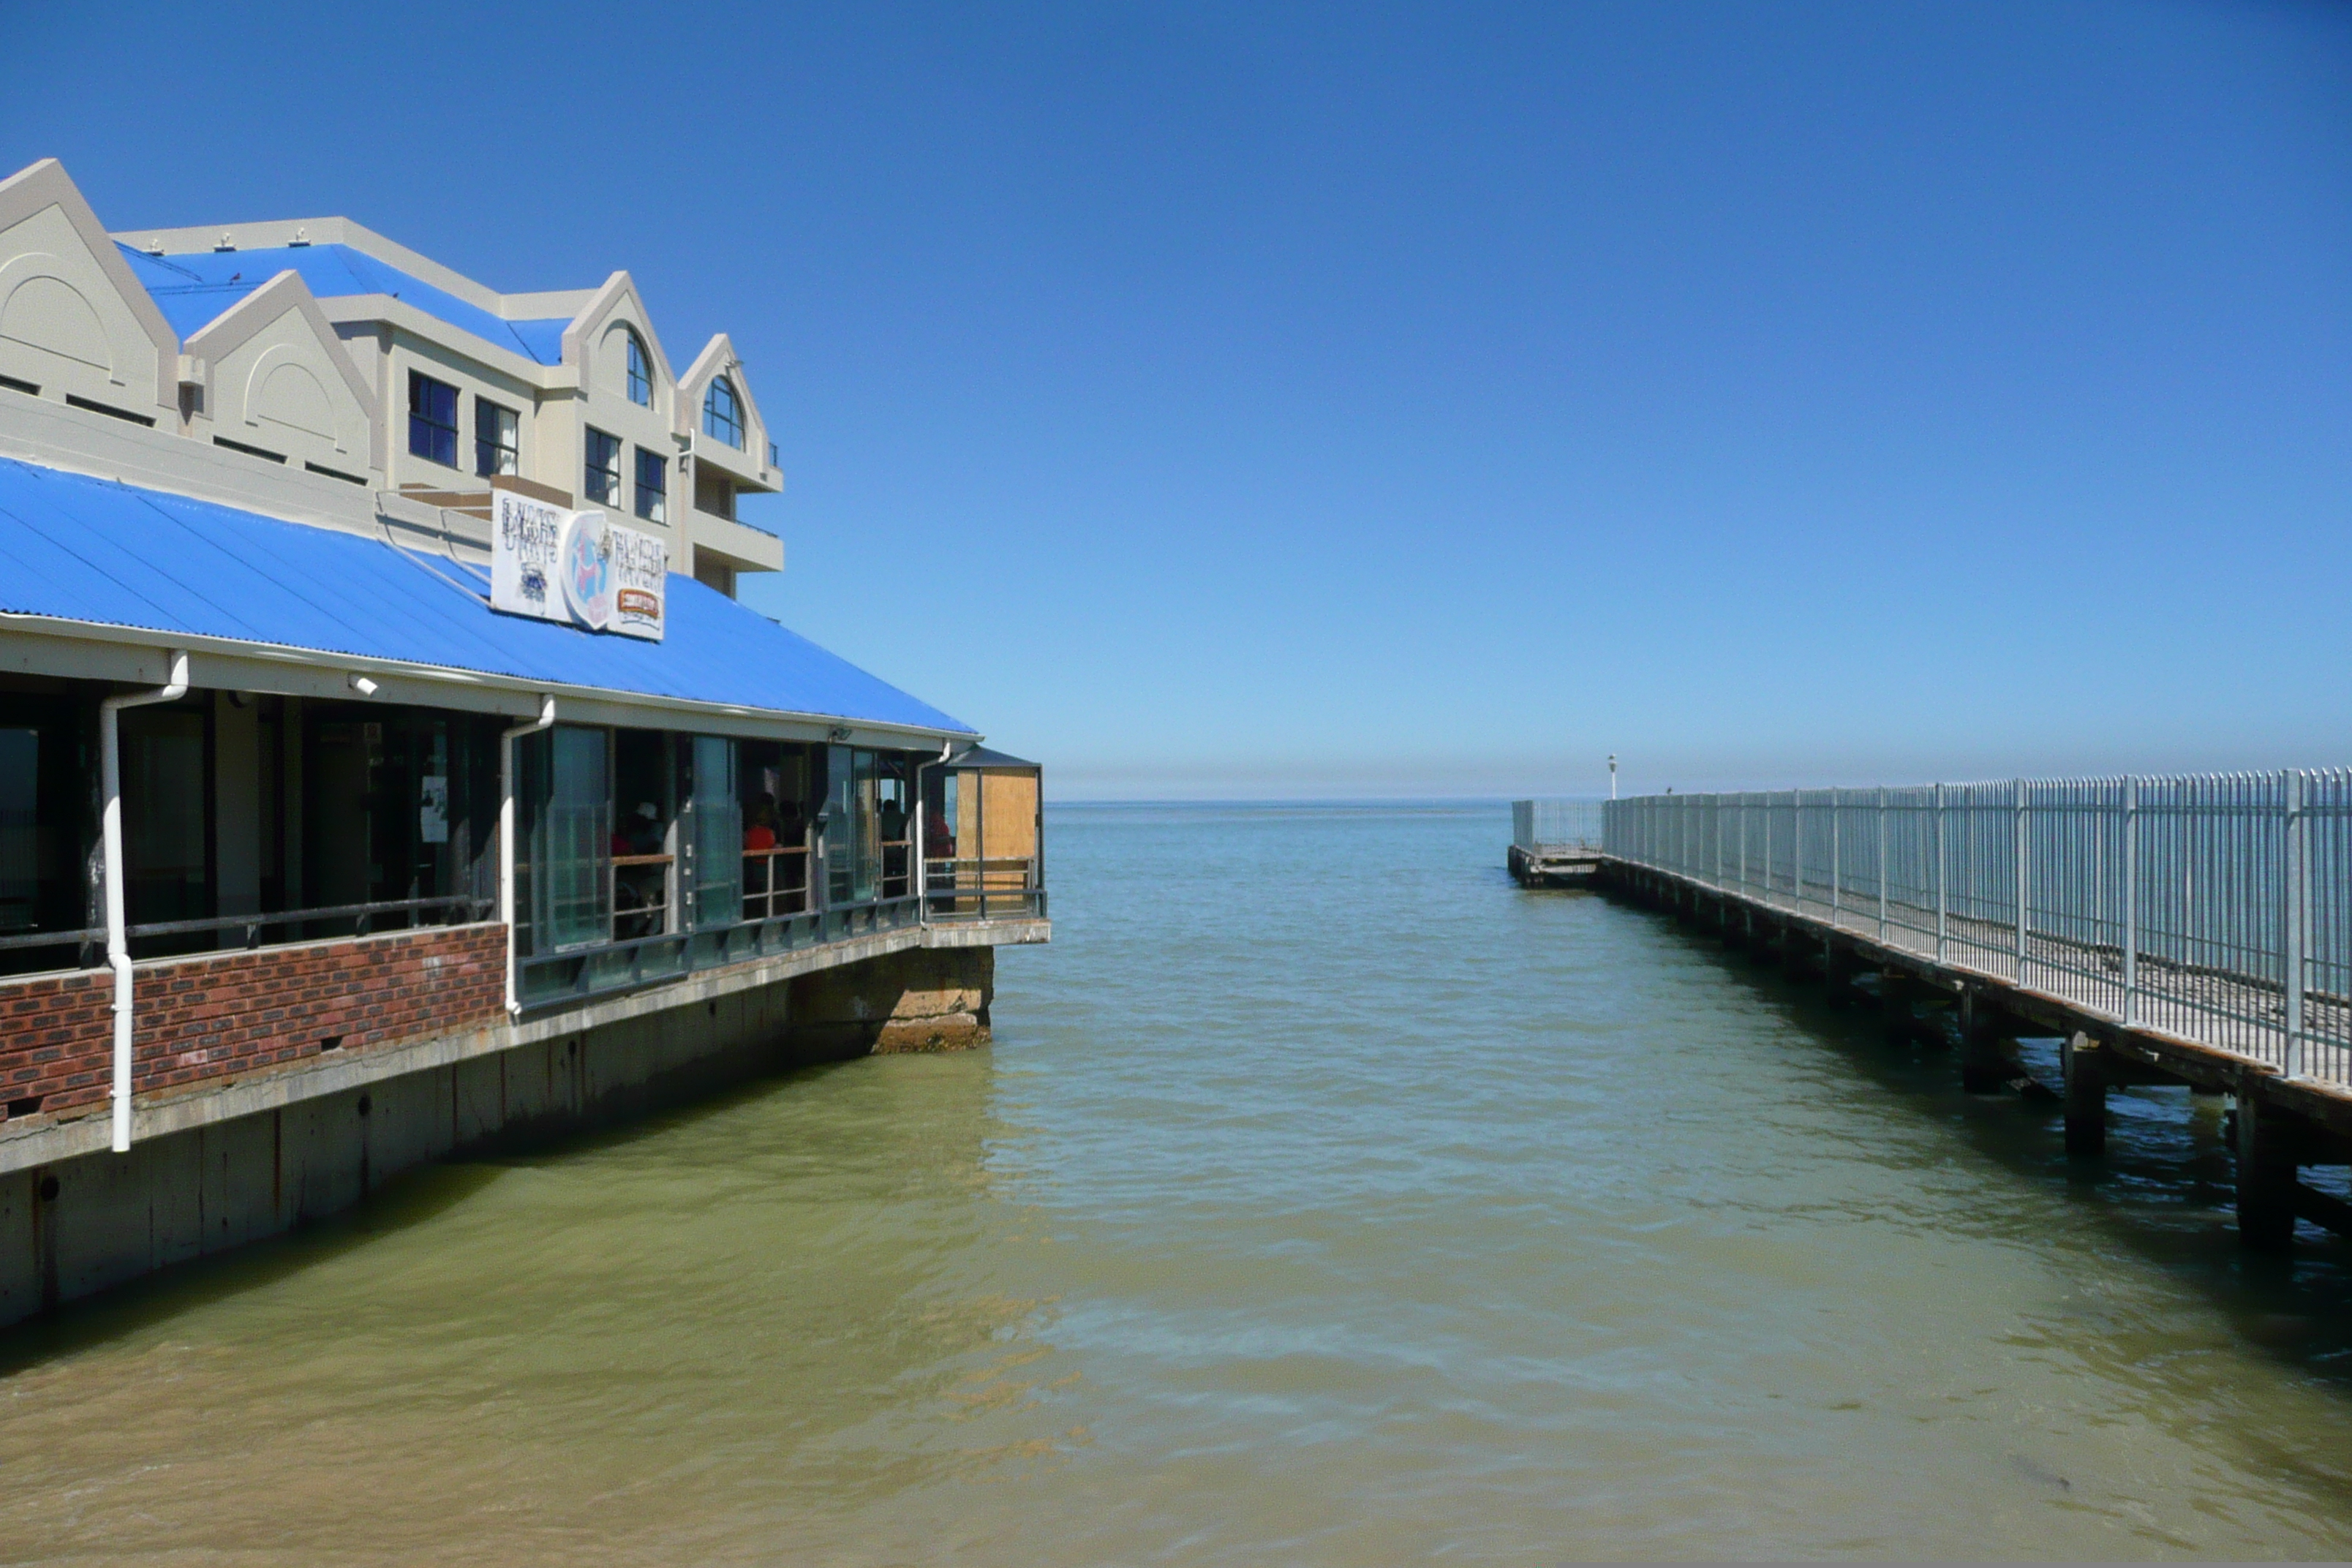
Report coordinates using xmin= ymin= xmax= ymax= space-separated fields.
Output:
xmin=1609 ymin=755 xmax=1617 ymax=800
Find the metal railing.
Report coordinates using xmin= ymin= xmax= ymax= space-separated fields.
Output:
xmin=1513 ymin=799 xmax=1605 ymax=851
xmin=0 ymin=851 xmax=1045 ymax=1013
xmin=741 ymin=846 xmax=812 ymax=921
xmin=516 ymin=894 xmax=927 ymax=1008
xmin=1605 ymin=774 xmax=2352 ymax=1085
xmin=920 ymin=856 xmax=1046 ymax=923
xmin=0 ymin=894 xmax=494 ymax=967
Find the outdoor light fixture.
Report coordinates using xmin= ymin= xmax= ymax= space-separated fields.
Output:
xmin=347 ymin=674 xmax=379 ymax=697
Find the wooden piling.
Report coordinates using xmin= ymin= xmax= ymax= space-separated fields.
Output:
xmin=2236 ymin=1095 xmax=2299 ymax=1253
xmin=2062 ymin=1032 xmax=2107 ymax=1157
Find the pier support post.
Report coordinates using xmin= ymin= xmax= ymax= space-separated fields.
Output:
xmin=1779 ymin=922 xmax=1813 ymax=979
xmin=2236 ymin=1094 xmax=2299 ymax=1254
xmin=1959 ymin=988 xmax=2010 ymax=1092
xmin=1823 ymin=943 xmax=1863 ymax=1003
xmin=1879 ymin=968 xmax=1917 ymax=1039
xmin=2061 ymin=1032 xmax=2107 ymax=1157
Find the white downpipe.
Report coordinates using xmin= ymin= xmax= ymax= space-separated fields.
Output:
xmin=102 ymin=649 xmax=190 ymax=1155
xmin=500 ymin=696 xmax=557 ymax=1016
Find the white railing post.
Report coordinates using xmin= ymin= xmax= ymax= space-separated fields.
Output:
xmin=1877 ymin=786 xmax=1888 ymax=942
xmin=1934 ymin=783 xmax=1948 ymax=964
xmin=2122 ymin=775 xmax=2138 ymax=1028
xmin=2014 ymin=779 xmax=2029 ymax=987
xmin=1831 ymin=790 xmax=1842 ymax=925
xmin=1793 ymin=791 xmax=1804 ymax=911
xmin=2285 ymin=768 xmax=2306 ymax=1079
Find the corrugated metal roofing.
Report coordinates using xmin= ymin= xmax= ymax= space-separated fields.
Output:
xmin=117 ymin=244 xmax=572 ymax=364
xmin=0 ymin=457 xmax=973 ymax=736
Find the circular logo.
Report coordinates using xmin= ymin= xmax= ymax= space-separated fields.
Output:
xmin=559 ymin=513 xmax=612 ymax=631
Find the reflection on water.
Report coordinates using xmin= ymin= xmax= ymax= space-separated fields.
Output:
xmin=5 ymin=802 xmax=2352 ymax=1562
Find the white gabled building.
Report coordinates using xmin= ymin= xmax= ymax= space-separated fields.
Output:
xmin=1 ymin=155 xmax=782 ymax=596
xmin=0 ymin=157 xmax=1046 ymax=1328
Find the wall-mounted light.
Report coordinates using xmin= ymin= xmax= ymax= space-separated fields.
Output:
xmin=348 ymin=674 xmax=380 ymax=697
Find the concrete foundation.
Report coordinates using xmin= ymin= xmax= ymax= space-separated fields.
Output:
xmin=0 ymin=943 xmax=995 ymax=1329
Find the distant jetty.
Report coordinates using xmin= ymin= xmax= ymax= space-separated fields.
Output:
xmin=1507 ymin=800 xmax=1603 ymax=886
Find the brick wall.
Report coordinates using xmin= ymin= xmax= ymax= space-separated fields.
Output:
xmin=0 ymin=924 xmax=506 ymax=1117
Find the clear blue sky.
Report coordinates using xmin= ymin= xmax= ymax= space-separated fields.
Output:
xmin=9 ymin=2 xmax=2348 ymax=797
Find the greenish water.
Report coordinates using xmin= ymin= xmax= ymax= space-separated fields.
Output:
xmin=7 ymin=802 xmax=2352 ymax=1562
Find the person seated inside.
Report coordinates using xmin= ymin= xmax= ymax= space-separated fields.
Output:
xmin=744 ymin=794 xmax=778 ymax=852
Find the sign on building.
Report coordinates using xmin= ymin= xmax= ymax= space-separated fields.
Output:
xmin=490 ymin=490 xmax=666 ymax=641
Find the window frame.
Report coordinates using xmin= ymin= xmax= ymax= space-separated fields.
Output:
xmin=701 ymin=377 xmax=744 ymax=450
xmin=407 ymin=371 xmax=459 ymax=468
xmin=633 ymin=446 xmax=668 ymax=524
xmin=625 ymin=333 xmax=652 ymax=407
xmin=584 ymin=427 xmax=622 ymax=507
xmin=474 ymin=398 xmax=519 ymax=478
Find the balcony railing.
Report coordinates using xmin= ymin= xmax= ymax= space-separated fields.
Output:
xmin=0 ymin=858 xmax=1041 ymax=1010
xmin=742 ymin=846 xmax=812 ymax=921
xmin=515 ymin=893 xmax=927 ymax=1007
xmin=919 ymin=856 xmax=1046 ymax=922
xmin=0 ymin=894 xmax=495 ymax=972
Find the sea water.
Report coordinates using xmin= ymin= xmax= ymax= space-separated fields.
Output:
xmin=3 ymin=802 xmax=2351 ymax=1561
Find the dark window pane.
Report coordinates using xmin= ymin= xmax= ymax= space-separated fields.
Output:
xmin=633 ymin=447 xmax=666 ymax=522
xmin=475 ymin=400 xmax=518 ymax=478
xmin=690 ymin=736 xmax=739 ymax=930
xmin=0 ymin=728 xmax=35 ymax=932
xmin=701 ymin=378 xmax=743 ymax=449
xmin=625 ymin=335 xmax=651 ymax=407
xmin=584 ymin=428 xmax=622 ymax=505
xmin=408 ymin=372 xmax=459 ymax=467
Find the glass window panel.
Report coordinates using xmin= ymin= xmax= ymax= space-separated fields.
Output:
xmin=625 ymin=334 xmax=652 ymax=407
xmin=634 ymin=447 xmax=667 ymax=524
xmin=407 ymin=372 xmax=459 ymax=467
xmin=123 ymin=709 xmax=208 ymax=927
xmin=701 ymin=378 xmax=743 ymax=449
xmin=690 ymin=736 xmax=739 ymax=930
xmin=584 ymin=428 xmax=622 ymax=506
xmin=475 ymin=399 xmax=519 ymax=478
xmin=0 ymin=728 xmax=34 ymax=932
xmin=823 ymin=744 xmax=852 ymax=908
xmin=853 ymin=750 xmax=881 ymax=903
xmin=526 ymin=725 xmax=610 ymax=951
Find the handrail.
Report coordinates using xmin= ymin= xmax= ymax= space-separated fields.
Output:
xmin=1603 ymin=774 xmax=2352 ymax=1086
xmin=0 ymin=894 xmax=494 ymax=954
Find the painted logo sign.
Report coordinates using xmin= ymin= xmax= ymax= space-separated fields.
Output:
xmin=491 ymin=490 xmax=665 ymax=641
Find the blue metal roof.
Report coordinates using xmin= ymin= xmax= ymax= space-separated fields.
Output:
xmin=0 ymin=458 xmax=974 ymax=736
xmin=116 ymin=244 xmax=572 ymax=365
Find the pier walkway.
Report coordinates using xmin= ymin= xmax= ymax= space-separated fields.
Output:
xmin=1516 ymin=775 xmax=2352 ymax=1249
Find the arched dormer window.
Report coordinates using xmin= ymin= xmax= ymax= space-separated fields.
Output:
xmin=625 ymin=331 xmax=652 ymax=407
xmin=702 ymin=376 xmax=744 ymax=449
